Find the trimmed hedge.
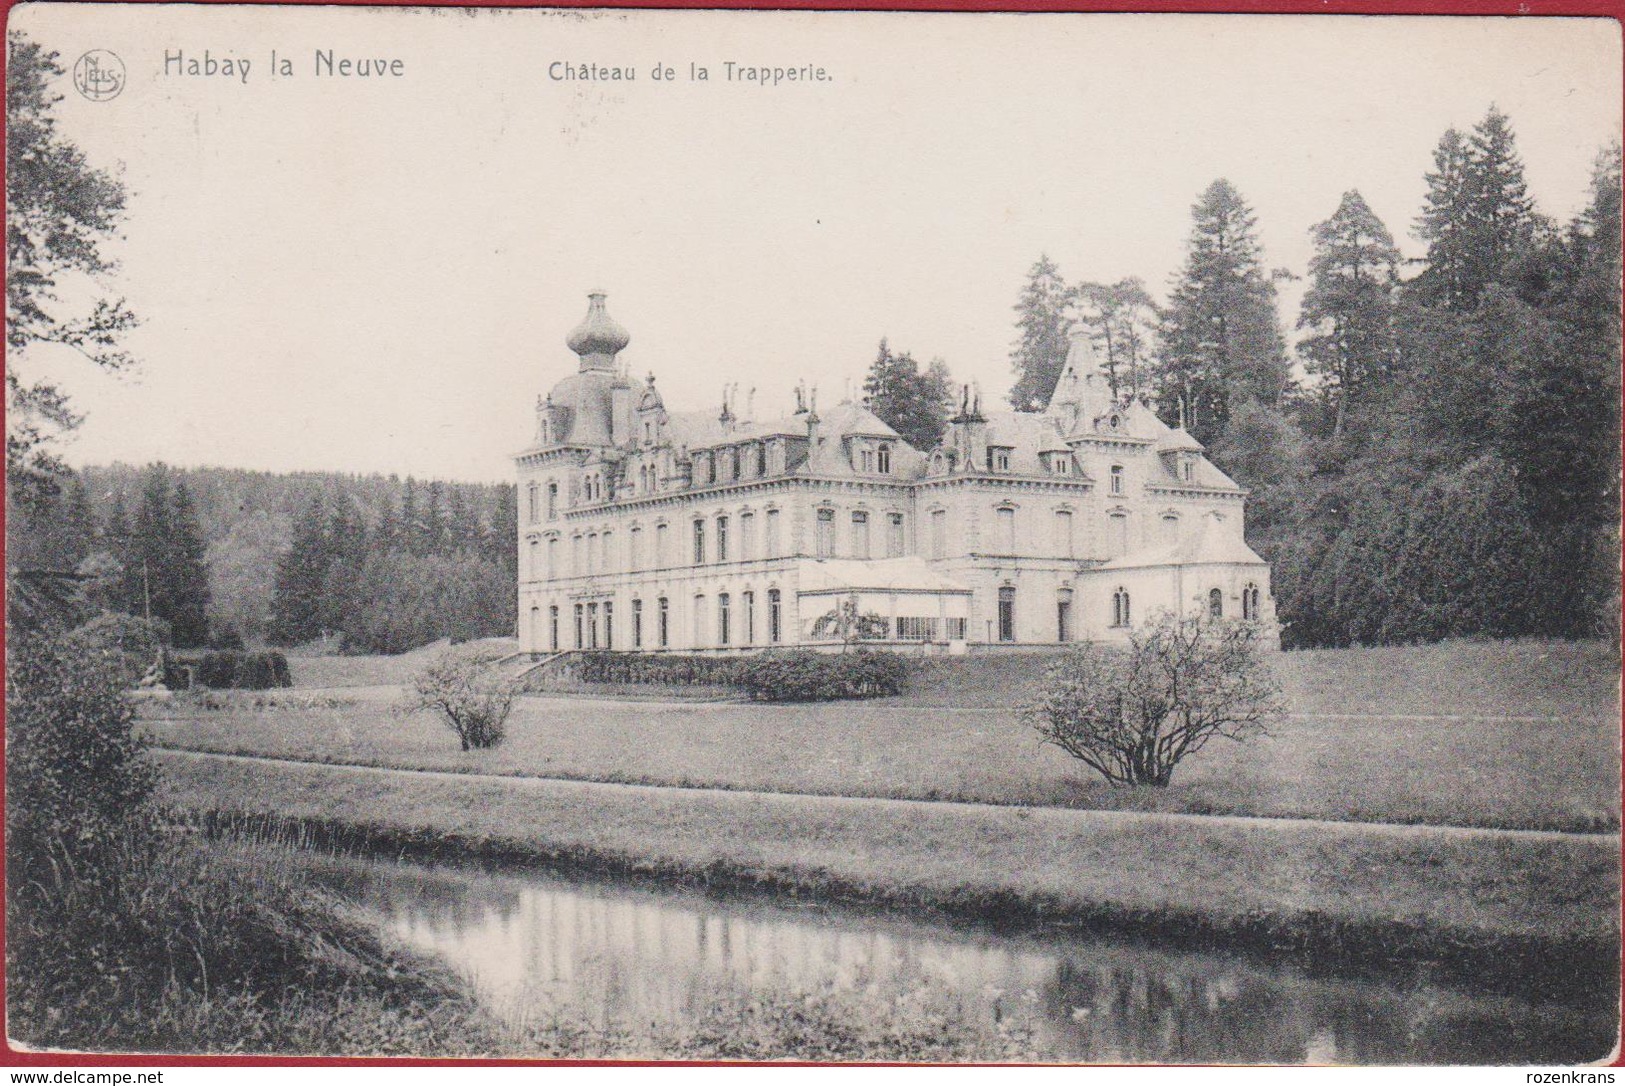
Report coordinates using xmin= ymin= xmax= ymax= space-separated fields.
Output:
xmin=559 ymin=650 xmax=909 ymax=702
xmin=168 ymin=650 xmax=293 ymax=691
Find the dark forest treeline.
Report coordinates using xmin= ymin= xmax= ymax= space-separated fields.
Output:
xmin=1011 ymin=108 xmax=1621 ymax=647
xmin=9 ymin=463 xmax=518 ymax=651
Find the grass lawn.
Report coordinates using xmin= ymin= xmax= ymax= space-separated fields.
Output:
xmin=142 ymin=640 xmax=1619 ymax=832
xmin=154 ymin=752 xmax=1621 ymax=953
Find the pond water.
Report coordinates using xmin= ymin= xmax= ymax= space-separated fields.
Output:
xmin=300 ymin=850 xmax=1616 ymax=1064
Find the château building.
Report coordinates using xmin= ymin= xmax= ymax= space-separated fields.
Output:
xmin=515 ymin=292 xmax=1275 ymax=655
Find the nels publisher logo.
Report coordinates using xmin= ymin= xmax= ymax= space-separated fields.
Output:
xmin=73 ymin=49 xmax=125 ymax=101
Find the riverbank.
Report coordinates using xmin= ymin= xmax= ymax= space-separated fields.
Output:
xmin=156 ymin=750 xmax=1620 ymax=1005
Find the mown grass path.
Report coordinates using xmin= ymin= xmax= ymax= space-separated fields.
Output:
xmin=155 ymin=748 xmax=1619 ymax=946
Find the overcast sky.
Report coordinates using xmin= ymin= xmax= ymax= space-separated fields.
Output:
xmin=14 ymin=5 xmax=1621 ymax=482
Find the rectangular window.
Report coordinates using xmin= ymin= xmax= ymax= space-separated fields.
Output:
xmin=743 ymin=591 xmax=755 ymax=644
xmin=1110 ymin=465 xmax=1124 ymax=495
xmin=587 ymin=533 xmax=599 ymax=574
xmin=718 ymin=593 xmax=731 ymax=646
xmin=658 ymin=597 xmax=669 ymax=648
xmin=629 ymin=526 xmax=642 ymax=571
xmin=1057 ymin=597 xmax=1072 ymax=642
xmin=587 ymin=602 xmax=599 ymax=649
xmin=740 ymin=512 xmax=755 ymax=560
xmin=573 ymin=603 xmax=584 ymax=649
xmin=816 ymin=508 xmax=834 ymax=558
xmin=547 ymin=483 xmax=558 ymax=521
xmin=998 ymin=587 xmax=1016 ymax=642
xmin=768 ymin=588 xmax=782 ymax=643
xmin=878 ymin=445 xmax=891 ymax=474
xmin=572 ymin=535 xmax=583 ymax=576
xmin=603 ymin=601 xmax=614 ymax=649
xmin=997 ymin=450 xmax=1011 ymax=471
xmin=548 ymin=537 xmax=558 ymax=580
xmin=632 ymin=599 xmax=643 ymax=648
xmin=1056 ymin=510 xmax=1074 ymax=558
xmin=930 ymin=509 xmax=947 ymax=559
xmin=527 ymin=484 xmax=539 ymax=524
xmin=945 ymin=617 xmax=967 ymax=640
xmin=655 ymin=523 xmax=669 ymax=567
xmin=528 ymin=539 xmax=539 ymax=581
xmin=716 ymin=516 xmax=729 ymax=562
xmin=707 ymin=454 xmax=717 ymax=485
xmin=693 ymin=595 xmax=706 ymax=646
xmin=693 ymin=520 xmax=706 ymax=564
xmin=851 ymin=510 xmax=870 ymax=559
xmin=886 ymin=513 xmax=904 ymax=558
xmin=765 ymin=509 xmax=781 ymax=557
xmin=896 ymin=617 xmax=939 ymax=641
xmin=860 ymin=447 xmax=875 ymax=472
xmin=601 ymin=529 xmax=613 ymax=572
xmin=997 ymin=507 xmax=1016 ymax=554
xmin=1109 ymin=513 xmax=1128 ymax=557
xmin=757 ymin=443 xmax=768 ymax=476
xmin=549 ymin=606 xmax=560 ymax=652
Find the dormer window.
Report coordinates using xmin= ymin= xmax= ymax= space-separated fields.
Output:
xmin=987 ymin=447 xmax=1012 ymax=472
xmin=860 ymin=447 xmax=875 ymax=472
xmin=877 ymin=444 xmax=892 ymax=474
xmin=756 ymin=442 xmax=768 ymax=476
xmin=1050 ymin=454 xmax=1071 ymax=475
xmin=643 ymin=420 xmax=653 ymax=443
xmin=1182 ymin=459 xmax=1194 ymax=482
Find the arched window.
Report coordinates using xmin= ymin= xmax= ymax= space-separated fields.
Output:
xmin=1209 ymin=588 xmax=1224 ymax=619
xmin=547 ymin=482 xmax=558 ymax=521
xmin=549 ymin=605 xmax=559 ymax=652
xmin=632 ymin=599 xmax=643 ymax=648
xmin=767 ymin=588 xmax=782 ymax=643
xmin=1161 ymin=513 xmax=1180 ymax=546
xmin=693 ymin=594 xmax=707 ymax=646
xmin=693 ymin=519 xmax=706 ymax=564
xmin=1112 ymin=587 xmax=1131 ymax=628
xmin=657 ymin=597 xmax=670 ymax=648
xmin=1243 ymin=582 xmax=1261 ymax=621
xmin=997 ymin=586 xmax=1016 ymax=642
xmin=877 ymin=444 xmax=892 ymax=474
xmin=1110 ymin=465 xmax=1124 ymax=495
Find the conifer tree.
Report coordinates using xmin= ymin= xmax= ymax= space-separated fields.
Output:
xmin=1298 ymin=190 xmax=1401 ymax=438
xmin=1073 ymin=277 xmax=1159 ymax=401
xmin=1008 ymin=254 xmax=1073 ymax=412
xmin=862 ymin=339 xmax=954 ymax=449
xmin=1156 ymin=180 xmax=1289 ymax=444
xmin=163 ymin=481 xmax=211 ymax=647
xmin=399 ymin=476 xmax=420 ymax=555
xmin=268 ymin=493 xmax=330 ymax=646
xmin=423 ymin=480 xmax=447 ymax=555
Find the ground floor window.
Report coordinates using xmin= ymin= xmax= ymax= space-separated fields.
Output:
xmin=1242 ymin=582 xmax=1261 ymax=621
xmin=1112 ymin=587 xmax=1130 ymax=628
xmin=743 ymin=591 xmax=755 ymax=644
xmin=945 ymin=617 xmax=967 ymax=640
xmin=603 ymin=601 xmax=614 ymax=649
xmin=658 ymin=597 xmax=669 ymax=648
xmin=1057 ymin=591 xmax=1072 ymax=642
xmin=693 ymin=595 xmax=706 ymax=646
xmin=549 ymin=605 xmax=559 ymax=652
xmin=768 ymin=589 xmax=782 ymax=642
xmin=718 ymin=593 xmax=731 ymax=646
xmin=573 ymin=603 xmax=584 ymax=649
xmin=587 ymin=602 xmax=600 ymax=649
xmin=997 ymin=587 xmax=1016 ymax=642
xmin=632 ymin=599 xmax=643 ymax=647
xmin=897 ymin=616 xmax=938 ymax=641
xmin=1209 ymin=588 xmax=1224 ymax=619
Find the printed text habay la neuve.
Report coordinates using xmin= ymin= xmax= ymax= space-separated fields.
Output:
xmin=162 ymin=49 xmax=404 ymax=83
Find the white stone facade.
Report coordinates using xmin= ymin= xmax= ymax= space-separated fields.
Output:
xmin=516 ymin=293 xmax=1276 ymax=655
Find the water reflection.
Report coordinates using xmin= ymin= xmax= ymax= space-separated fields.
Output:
xmin=302 ymin=852 xmax=1614 ymax=1064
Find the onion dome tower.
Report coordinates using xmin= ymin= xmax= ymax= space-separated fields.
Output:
xmin=544 ymin=291 xmax=629 ymax=446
